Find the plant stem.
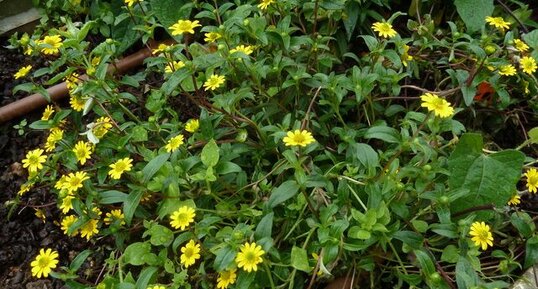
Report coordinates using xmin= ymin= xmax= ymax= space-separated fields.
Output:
xmin=264 ymin=262 xmax=276 ymax=289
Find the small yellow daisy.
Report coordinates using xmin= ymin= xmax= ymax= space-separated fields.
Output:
xmin=108 ymin=157 xmax=133 ymax=179
xmin=14 ymin=65 xmax=32 ymax=79
xmin=203 ymin=74 xmax=225 ymax=91
xmin=372 ymin=22 xmax=397 ymax=38
xmin=169 ymin=20 xmax=201 ymax=35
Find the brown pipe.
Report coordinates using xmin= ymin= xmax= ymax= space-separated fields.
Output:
xmin=0 ymin=39 xmax=174 ymax=124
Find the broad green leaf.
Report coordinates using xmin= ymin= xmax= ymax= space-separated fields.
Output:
xmin=162 ymin=69 xmax=190 ymax=95
xmin=142 ymin=153 xmax=170 ymax=183
xmin=455 ymin=256 xmax=480 ymax=288
xmin=69 ymin=250 xmax=92 ymax=271
xmin=524 ymin=236 xmax=538 ymax=268
xmin=291 ymin=246 xmax=311 ymax=272
xmin=255 ymin=212 xmax=274 ymax=239
xmin=448 ymin=133 xmax=524 ymax=218
xmin=267 ymin=180 xmax=300 ymax=208
xmin=343 ymin=1 xmax=359 ymax=40
xmin=123 ymin=242 xmax=151 ymax=266
xmin=201 ymin=139 xmax=220 ymax=167
xmin=135 ymin=267 xmax=158 ymax=289
xmin=528 ymin=127 xmax=538 ymax=144
xmin=123 ymin=189 xmax=144 ymax=225
xmin=511 ymin=212 xmax=535 ymax=239
xmin=346 ymin=143 xmax=379 ymax=173
xmin=523 ymin=29 xmax=538 ymax=48
xmin=213 ymin=245 xmax=237 ymax=271
xmin=364 ymin=126 xmax=400 ymax=143
xmin=146 ymin=224 xmax=174 ymax=247
xmin=348 ymin=226 xmax=371 ymax=240
xmin=151 ymin=0 xmax=192 ymax=31
xmin=393 ymin=231 xmax=423 ymax=249
xmin=414 ymin=249 xmax=435 ymax=276
xmin=235 ymin=271 xmax=255 ymax=289
xmin=99 ymin=190 xmax=128 ymax=204
xmin=441 ymin=245 xmax=459 ymax=263
xmin=158 ymin=182 xmax=181 ymax=219
xmin=454 ymin=0 xmax=494 ymax=33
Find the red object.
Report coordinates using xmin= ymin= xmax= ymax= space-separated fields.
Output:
xmin=474 ymin=81 xmax=495 ymax=102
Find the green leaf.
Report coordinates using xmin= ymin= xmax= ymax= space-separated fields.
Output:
xmin=131 ymin=126 xmax=148 ymax=142
xmin=255 ymin=212 xmax=274 ymax=239
xmin=99 ymin=190 xmax=128 ymax=204
xmin=414 ymin=249 xmax=435 ymax=276
xmin=213 ymin=245 xmax=237 ymax=271
xmin=393 ymin=231 xmax=423 ymax=249
xmin=524 ymin=236 xmax=538 ymax=268
xmin=343 ymin=1 xmax=359 ymax=40
xmin=135 ymin=267 xmax=158 ymax=289
xmin=162 ymin=69 xmax=190 ymax=95
xmin=235 ymin=271 xmax=255 ymax=289
xmin=528 ymin=127 xmax=538 ymax=144
xmin=448 ymin=133 xmax=524 ymax=218
xmin=69 ymin=250 xmax=92 ymax=271
xmin=201 ymin=139 xmax=220 ymax=167
xmin=151 ymin=0 xmax=192 ymax=30
xmin=523 ymin=29 xmax=538 ymax=48
xmin=146 ymin=224 xmax=174 ymax=247
xmin=454 ymin=0 xmax=494 ymax=33
xmin=291 ymin=246 xmax=311 ymax=272
xmin=142 ymin=153 xmax=170 ymax=183
xmin=123 ymin=189 xmax=144 ymax=225
xmin=348 ymin=226 xmax=371 ymax=240
xmin=158 ymin=182 xmax=181 ymax=219
xmin=511 ymin=212 xmax=535 ymax=238
xmin=267 ymin=180 xmax=300 ymax=208
xmin=123 ymin=242 xmax=151 ymax=266
xmin=441 ymin=245 xmax=459 ymax=263
xmin=455 ymin=256 xmax=480 ymax=288
xmin=346 ymin=143 xmax=379 ymax=172
xmin=364 ymin=126 xmax=400 ymax=143
xmin=112 ymin=19 xmax=141 ymax=54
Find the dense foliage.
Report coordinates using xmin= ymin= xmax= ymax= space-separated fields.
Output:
xmin=8 ymin=0 xmax=538 ymax=288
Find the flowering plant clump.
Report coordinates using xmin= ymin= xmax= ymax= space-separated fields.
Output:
xmin=7 ymin=0 xmax=538 ymax=288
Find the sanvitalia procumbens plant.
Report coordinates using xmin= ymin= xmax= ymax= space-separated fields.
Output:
xmin=9 ymin=0 xmax=538 ymax=288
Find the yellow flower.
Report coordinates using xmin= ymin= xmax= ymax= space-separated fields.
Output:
xmin=108 ymin=157 xmax=133 ymax=179
xmin=229 ymin=45 xmax=254 ymax=56
xmin=63 ymin=171 xmax=90 ymax=193
xmin=30 ymin=248 xmax=59 ymax=278
xmin=372 ymin=22 xmax=397 ymax=38
xmin=180 ymin=240 xmax=201 ymax=268
xmin=169 ymin=20 xmax=201 ymax=35
xmin=498 ymin=64 xmax=517 ymax=76
xmin=73 ymin=141 xmax=93 ymax=165
xmin=80 ymin=219 xmax=99 ymax=240
xmin=22 ymin=149 xmax=47 ymax=173
xmin=217 ymin=269 xmax=237 ymax=289
xmin=35 ymin=208 xmax=46 ymax=223
xmin=283 ymin=130 xmax=315 ymax=147
xmin=235 ymin=242 xmax=265 ymax=272
xmin=104 ymin=209 xmax=126 ymax=225
xmin=507 ymin=194 xmax=521 ymax=206
xmin=165 ymin=134 xmax=184 ymax=152
xmin=485 ymin=16 xmax=510 ymax=32
xmin=70 ymin=95 xmax=86 ymax=111
xmin=124 ymin=0 xmax=142 ymax=7
xmin=45 ymin=128 xmax=64 ymax=152
xmin=204 ymin=32 xmax=222 ymax=43
xmin=401 ymin=45 xmax=413 ymax=67
xmin=420 ymin=93 xmax=454 ymax=118
xmin=520 ymin=56 xmax=537 ymax=74
xmin=18 ymin=182 xmax=34 ymax=196
xmin=60 ymin=194 xmax=75 ymax=214
xmin=185 ymin=119 xmax=199 ymax=133
xmin=147 ymin=285 xmax=166 ymax=289
xmin=513 ymin=39 xmax=529 ymax=52
xmin=164 ymin=61 xmax=185 ymax=74
xmin=170 ymin=206 xmax=195 ymax=230
xmin=203 ymin=74 xmax=225 ymax=91
xmin=93 ymin=117 xmax=113 ymax=138
xmin=40 ymin=35 xmax=63 ymax=55
xmin=258 ymin=0 xmax=275 ymax=10
xmin=55 ymin=175 xmax=68 ymax=190
xmin=525 ymin=168 xmax=538 ymax=193
xmin=152 ymin=43 xmax=170 ymax=55
xmin=14 ymin=65 xmax=32 ymax=79
xmin=61 ymin=215 xmax=79 ymax=236
xmin=65 ymin=73 xmax=80 ymax=90
xmin=41 ymin=105 xmax=55 ymax=120
xmin=469 ymin=221 xmax=494 ymax=251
